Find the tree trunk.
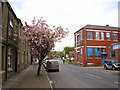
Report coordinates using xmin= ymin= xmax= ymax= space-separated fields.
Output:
xmin=37 ymin=61 xmax=42 ymax=75
xmin=37 ymin=53 xmax=42 ymax=75
xmin=37 ymin=51 xmax=48 ymax=75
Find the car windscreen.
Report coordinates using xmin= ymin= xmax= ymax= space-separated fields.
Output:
xmin=105 ymin=61 xmax=112 ymax=65
xmin=47 ymin=61 xmax=58 ymax=65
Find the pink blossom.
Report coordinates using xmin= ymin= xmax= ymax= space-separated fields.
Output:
xmin=20 ymin=17 xmax=69 ymax=57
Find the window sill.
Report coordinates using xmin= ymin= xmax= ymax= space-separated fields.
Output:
xmin=87 ymin=57 xmax=93 ymax=59
xmin=95 ymin=57 xmax=101 ymax=59
xmin=94 ymin=39 xmax=105 ymax=41
xmin=87 ymin=39 xmax=93 ymax=40
xmin=113 ymin=40 xmax=118 ymax=41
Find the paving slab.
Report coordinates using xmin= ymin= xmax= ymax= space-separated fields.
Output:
xmin=2 ymin=65 xmax=51 ymax=89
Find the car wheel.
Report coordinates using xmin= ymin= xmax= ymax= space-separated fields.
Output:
xmin=112 ymin=66 xmax=116 ymax=70
xmin=46 ymin=69 xmax=49 ymax=72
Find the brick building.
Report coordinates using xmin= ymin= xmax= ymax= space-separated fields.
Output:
xmin=106 ymin=43 xmax=120 ymax=62
xmin=1 ymin=0 xmax=31 ymax=80
xmin=74 ymin=25 xmax=120 ymax=66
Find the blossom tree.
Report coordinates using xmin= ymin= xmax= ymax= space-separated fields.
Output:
xmin=23 ymin=17 xmax=69 ymax=75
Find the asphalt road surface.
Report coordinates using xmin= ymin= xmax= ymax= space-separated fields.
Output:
xmin=47 ymin=59 xmax=120 ymax=89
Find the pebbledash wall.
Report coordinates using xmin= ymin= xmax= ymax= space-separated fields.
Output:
xmin=74 ymin=25 xmax=120 ymax=66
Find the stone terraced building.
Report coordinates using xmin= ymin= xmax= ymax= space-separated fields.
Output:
xmin=1 ymin=0 xmax=31 ymax=81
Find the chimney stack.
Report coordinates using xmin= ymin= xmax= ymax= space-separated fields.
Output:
xmin=106 ymin=25 xmax=109 ymax=26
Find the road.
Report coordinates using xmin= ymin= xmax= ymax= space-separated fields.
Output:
xmin=47 ymin=59 xmax=120 ymax=89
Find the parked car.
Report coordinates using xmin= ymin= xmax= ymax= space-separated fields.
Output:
xmin=104 ymin=59 xmax=120 ymax=70
xmin=46 ymin=60 xmax=59 ymax=72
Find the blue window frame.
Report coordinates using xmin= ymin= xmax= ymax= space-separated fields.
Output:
xmin=87 ymin=47 xmax=93 ymax=57
xmin=95 ymin=48 xmax=101 ymax=57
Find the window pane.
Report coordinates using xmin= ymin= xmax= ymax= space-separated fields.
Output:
xmin=101 ymin=48 xmax=105 ymax=52
xmin=80 ymin=31 xmax=82 ymax=40
xmin=113 ymin=33 xmax=118 ymax=40
xmin=106 ymin=32 xmax=110 ymax=40
xmin=95 ymin=48 xmax=101 ymax=57
xmin=10 ymin=20 xmax=13 ymax=27
xmin=77 ymin=34 xmax=80 ymax=47
xmin=87 ymin=31 xmax=92 ymax=39
xmin=8 ymin=27 xmax=13 ymax=36
xmin=8 ymin=47 xmax=13 ymax=72
xmin=87 ymin=47 xmax=93 ymax=57
xmin=101 ymin=32 xmax=104 ymax=40
xmin=111 ymin=51 xmax=115 ymax=57
xmin=79 ymin=48 xmax=82 ymax=59
xmin=94 ymin=31 xmax=100 ymax=40
xmin=77 ymin=35 xmax=80 ymax=41
xmin=78 ymin=52 xmax=80 ymax=60
xmin=112 ymin=44 xmax=120 ymax=49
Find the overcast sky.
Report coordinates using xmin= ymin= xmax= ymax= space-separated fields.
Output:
xmin=8 ymin=0 xmax=119 ymax=51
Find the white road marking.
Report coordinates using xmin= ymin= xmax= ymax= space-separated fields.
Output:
xmin=114 ymin=81 xmax=120 ymax=84
xmin=85 ymin=73 xmax=102 ymax=79
xmin=71 ymin=69 xmax=74 ymax=71
xmin=45 ymin=71 xmax=53 ymax=89
xmin=76 ymin=70 xmax=80 ymax=72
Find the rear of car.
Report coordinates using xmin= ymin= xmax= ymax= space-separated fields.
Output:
xmin=46 ymin=60 xmax=59 ymax=72
xmin=112 ymin=62 xmax=120 ymax=70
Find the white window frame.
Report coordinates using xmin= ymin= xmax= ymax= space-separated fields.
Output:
xmin=101 ymin=32 xmax=104 ymax=40
xmin=95 ymin=31 xmax=100 ymax=40
xmin=87 ymin=31 xmax=92 ymax=40
xmin=106 ymin=32 xmax=110 ymax=41
xmin=113 ymin=33 xmax=118 ymax=41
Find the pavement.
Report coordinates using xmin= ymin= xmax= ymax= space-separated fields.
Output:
xmin=0 ymin=73 xmax=2 ymax=90
xmin=2 ymin=64 xmax=52 ymax=89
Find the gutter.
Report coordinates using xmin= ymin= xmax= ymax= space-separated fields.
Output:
xmin=45 ymin=70 xmax=53 ymax=90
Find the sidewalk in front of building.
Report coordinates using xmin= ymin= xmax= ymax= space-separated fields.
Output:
xmin=2 ymin=64 xmax=52 ymax=89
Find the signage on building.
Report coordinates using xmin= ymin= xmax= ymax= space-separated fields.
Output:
xmin=112 ymin=44 xmax=120 ymax=49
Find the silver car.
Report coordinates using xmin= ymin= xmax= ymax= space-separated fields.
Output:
xmin=104 ymin=59 xmax=120 ymax=70
xmin=46 ymin=60 xmax=59 ymax=72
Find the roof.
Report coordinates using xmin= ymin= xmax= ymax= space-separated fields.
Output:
xmin=83 ymin=25 xmax=120 ymax=31
xmin=74 ymin=24 xmax=120 ymax=34
xmin=2 ymin=0 xmax=23 ymax=26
